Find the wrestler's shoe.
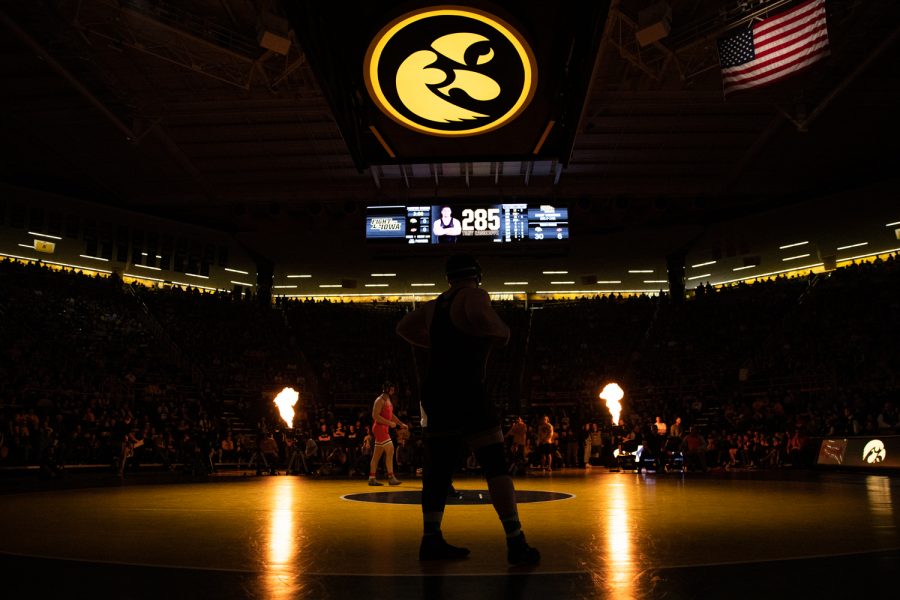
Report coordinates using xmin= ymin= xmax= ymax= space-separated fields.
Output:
xmin=388 ymin=476 xmax=402 ymax=486
xmin=419 ymin=534 xmax=470 ymax=560
xmin=507 ymin=532 xmax=540 ymax=566
xmin=368 ymin=479 xmax=383 ymax=486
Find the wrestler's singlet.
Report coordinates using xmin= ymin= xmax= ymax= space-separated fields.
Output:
xmin=422 ymin=288 xmax=496 ymax=432
xmin=373 ymin=395 xmax=393 ymax=444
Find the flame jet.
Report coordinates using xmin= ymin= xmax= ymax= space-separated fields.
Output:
xmin=273 ymin=387 xmax=299 ymax=429
xmin=600 ymin=383 xmax=624 ymax=426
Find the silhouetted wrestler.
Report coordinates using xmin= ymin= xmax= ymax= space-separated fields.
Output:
xmin=397 ymin=254 xmax=539 ymax=565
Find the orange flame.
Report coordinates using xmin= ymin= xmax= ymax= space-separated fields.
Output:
xmin=273 ymin=387 xmax=299 ymax=428
xmin=600 ymin=383 xmax=624 ymax=425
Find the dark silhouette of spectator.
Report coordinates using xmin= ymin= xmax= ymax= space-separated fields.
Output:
xmin=681 ymin=427 xmax=707 ymax=472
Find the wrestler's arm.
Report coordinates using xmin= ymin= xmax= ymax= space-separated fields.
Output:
xmin=396 ymin=303 xmax=433 ymax=347
xmin=462 ymin=288 xmax=510 ymax=344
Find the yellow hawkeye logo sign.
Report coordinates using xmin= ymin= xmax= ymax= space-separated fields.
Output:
xmin=364 ymin=6 xmax=537 ymax=137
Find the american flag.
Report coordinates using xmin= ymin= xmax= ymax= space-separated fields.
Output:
xmin=717 ymin=0 xmax=830 ymax=95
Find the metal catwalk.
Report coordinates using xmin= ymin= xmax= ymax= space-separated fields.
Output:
xmin=0 ymin=469 xmax=897 ymax=599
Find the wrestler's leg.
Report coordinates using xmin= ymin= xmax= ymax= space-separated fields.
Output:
xmin=419 ymin=434 xmax=469 ymax=560
xmin=384 ymin=442 xmax=401 ymax=485
xmin=368 ymin=445 xmax=384 ymax=485
xmin=470 ymin=429 xmax=540 ymax=566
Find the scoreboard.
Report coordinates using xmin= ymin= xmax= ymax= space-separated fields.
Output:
xmin=366 ymin=204 xmax=568 ymax=245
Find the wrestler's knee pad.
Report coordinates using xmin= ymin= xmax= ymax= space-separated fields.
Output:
xmin=476 ymin=443 xmax=508 ymax=480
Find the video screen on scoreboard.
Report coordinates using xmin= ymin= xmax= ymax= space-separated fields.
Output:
xmin=365 ymin=204 xmax=568 ymax=245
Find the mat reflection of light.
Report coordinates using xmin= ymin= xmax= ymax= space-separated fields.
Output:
xmin=866 ymin=475 xmax=894 ymax=520
xmin=264 ymin=480 xmax=298 ymax=599
xmin=606 ymin=483 xmax=635 ymax=598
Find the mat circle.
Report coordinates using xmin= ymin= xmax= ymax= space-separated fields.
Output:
xmin=343 ymin=489 xmax=573 ymax=505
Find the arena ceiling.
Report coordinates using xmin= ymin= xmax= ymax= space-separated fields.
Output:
xmin=1 ymin=0 xmax=899 ymax=289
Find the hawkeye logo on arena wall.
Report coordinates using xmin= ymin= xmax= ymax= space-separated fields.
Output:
xmin=363 ymin=6 xmax=537 ymax=137
xmin=862 ymin=439 xmax=886 ymax=464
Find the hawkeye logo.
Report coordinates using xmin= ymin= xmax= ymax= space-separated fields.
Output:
xmin=862 ymin=439 xmax=886 ymax=464
xmin=364 ymin=7 xmax=537 ymax=137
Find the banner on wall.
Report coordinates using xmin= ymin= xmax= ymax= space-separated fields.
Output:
xmin=817 ymin=436 xmax=900 ymax=469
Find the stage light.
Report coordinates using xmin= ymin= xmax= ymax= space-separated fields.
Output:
xmin=28 ymin=231 xmax=62 ymax=240
xmin=836 ymin=242 xmax=868 ymax=250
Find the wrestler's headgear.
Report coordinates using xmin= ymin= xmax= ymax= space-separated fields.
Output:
xmin=445 ymin=254 xmax=482 ymax=284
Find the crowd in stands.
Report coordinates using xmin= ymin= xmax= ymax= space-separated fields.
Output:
xmin=283 ymin=301 xmax=416 ymax=413
xmin=1 ymin=252 xmax=898 ymax=477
